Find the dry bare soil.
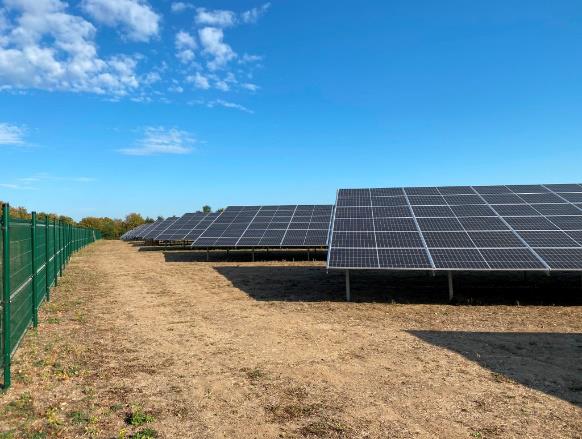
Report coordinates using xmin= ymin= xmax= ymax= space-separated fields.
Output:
xmin=1 ymin=240 xmax=581 ymax=438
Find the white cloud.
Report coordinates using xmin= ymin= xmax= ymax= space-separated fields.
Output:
xmin=186 ymin=72 xmax=210 ymax=90
xmin=18 ymin=173 xmax=95 ymax=182
xmin=0 ymin=182 xmax=33 ymax=190
xmin=241 ymin=3 xmax=271 ymax=24
xmin=241 ymin=82 xmax=259 ymax=92
xmin=240 ymin=53 xmax=263 ymax=64
xmin=118 ymin=127 xmax=195 ymax=156
xmin=198 ymin=27 xmax=236 ymax=70
xmin=175 ymin=31 xmax=197 ymax=64
xmin=81 ymin=0 xmax=160 ymax=42
xmin=0 ymin=122 xmax=26 ymax=145
xmin=195 ymin=8 xmax=236 ymax=28
xmin=207 ymin=99 xmax=253 ymax=114
xmin=170 ymin=2 xmax=193 ymax=13
xmin=0 ymin=0 xmax=141 ymax=96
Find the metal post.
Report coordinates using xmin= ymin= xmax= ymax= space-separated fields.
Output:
xmin=44 ymin=216 xmax=50 ymax=301
xmin=31 ymin=212 xmax=38 ymax=328
xmin=345 ymin=270 xmax=351 ymax=302
xmin=307 ymin=248 xmax=310 ymax=261
xmin=59 ymin=221 xmax=63 ymax=277
xmin=206 ymin=249 xmax=209 ymax=261
xmin=448 ymin=271 xmax=454 ymax=301
xmin=2 ymin=203 xmax=11 ymax=389
xmin=53 ymin=219 xmax=58 ymax=287
xmin=252 ymin=248 xmax=255 ymax=262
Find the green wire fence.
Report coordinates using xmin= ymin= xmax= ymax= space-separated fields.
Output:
xmin=1 ymin=203 xmax=101 ymax=390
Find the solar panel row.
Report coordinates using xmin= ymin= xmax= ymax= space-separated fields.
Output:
xmin=190 ymin=205 xmax=333 ymax=248
xmin=328 ymin=184 xmax=582 ymax=271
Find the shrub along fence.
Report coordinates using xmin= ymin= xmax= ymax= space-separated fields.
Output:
xmin=1 ymin=203 xmax=101 ymax=390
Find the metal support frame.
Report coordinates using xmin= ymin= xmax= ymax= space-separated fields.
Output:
xmin=448 ymin=271 xmax=454 ymax=301
xmin=31 ymin=212 xmax=38 ymax=328
xmin=345 ymin=270 xmax=351 ymax=301
xmin=206 ymin=249 xmax=210 ymax=261
xmin=252 ymin=248 xmax=255 ymax=262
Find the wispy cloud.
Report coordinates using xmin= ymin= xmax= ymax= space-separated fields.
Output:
xmin=195 ymin=8 xmax=237 ymax=28
xmin=171 ymin=2 xmax=194 ymax=13
xmin=241 ymin=3 xmax=271 ymax=24
xmin=0 ymin=183 xmax=33 ymax=190
xmin=198 ymin=99 xmax=255 ymax=114
xmin=118 ymin=127 xmax=196 ymax=156
xmin=0 ymin=122 xmax=26 ymax=145
xmin=17 ymin=173 xmax=96 ymax=183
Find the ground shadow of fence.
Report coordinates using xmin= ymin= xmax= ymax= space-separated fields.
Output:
xmin=408 ymin=330 xmax=582 ymax=407
xmin=207 ymin=265 xmax=582 ymax=305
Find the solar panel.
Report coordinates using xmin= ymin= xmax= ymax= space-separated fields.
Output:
xmin=154 ymin=212 xmax=219 ymax=241
xmin=141 ymin=217 xmax=179 ymax=240
xmin=327 ymin=184 xmax=582 ymax=271
xmin=133 ymin=220 xmax=162 ymax=239
xmin=121 ymin=223 xmax=147 ymax=240
xmin=190 ymin=205 xmax=333 ymax=248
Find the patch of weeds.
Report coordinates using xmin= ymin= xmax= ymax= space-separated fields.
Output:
xmin=14 ymin=370 xmax=31 ymax=384
xmin=110 ymin=403 xmax=125 ymax=412
xmin=131 ymin=428 xmax=158 ymax=439
xmin=29 ymin=432 xmax=47 ymax=439
xmin=69 ymin=410 xmax=90 ymax=425
xmin=491 ymin=372 xmax=516 ymax=384
xmin=33 ymin=358 xmax=46 ymax=368
xmin=117 ymin=429 xmax=128 ymax=439
xmin=471 ymin=433 xmax=483 ymax=438
xmin=245 ymin=368 xmax=266 ymax=381
xmin=0 ymin=431 xmax=15 ymax=439
xmin=4 ymin=393 xmax=34 ymax=417
xmin=74 ymin=312 xmax=87 ymax=324
xmin=45 ymin=407 xmax=63 ymax=428
xmin=125 ymin=405 xmax=155 ymax=426
xmin=299 ymin=419 xmax=349 ymax=437
xmin=47 ymin=317 xmax=60 ymax=324
xmin=266 ymin=402 xmax=321 ymax=421
xmin=51 ymin=362 xmax=80 ymax=380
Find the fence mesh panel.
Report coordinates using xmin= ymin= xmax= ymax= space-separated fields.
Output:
xmin=1 ymin=209 xmax=101 ymax=389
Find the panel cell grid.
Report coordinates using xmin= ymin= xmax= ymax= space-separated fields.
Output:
xmin=467 ymin=231 xmax=525 ymax=248
xmin=517 ymin=231 xmax=580 ymax=248
xmin=417 ymin=217 xmax=464 ymax=231
xmin=423 ymin=232 xmax=475 ymax=248
xmin=378 ymin=249 xmax=431 ymax=269
xmin=429 ymin=249 xmax=489 ymax=269
xmin=480 ymin=248 xmax=546 ymax=270
xmin=534 ymin=248 xmax=582 ymax=270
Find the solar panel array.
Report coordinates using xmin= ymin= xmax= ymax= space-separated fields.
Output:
xmin=121 ymin=221 xmax=160 ymax=240
xmin=121 ymin=223 xmax=147 ymax=240
xmin=141 ymin=216 xmax=179 ymax=240
xmin=327 ymin=184 xmax=582 ymax=271
xmin=190 ymin=205 xmax=333 ymax=248
xmin=154 ymin=212 xmax=219 ymax=241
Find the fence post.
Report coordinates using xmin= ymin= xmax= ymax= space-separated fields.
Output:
xmin=31 ymin=212 xmax=38 ymax=328
xmin=45 ymin=216 xmax=50 ymax=302
xmin=53 ymin=218 xmax=58 ymax=287
xmin=2 ymin=203 xmax=11 ymax=389
xmin=58 ymin=221 xmax=63 ymax=277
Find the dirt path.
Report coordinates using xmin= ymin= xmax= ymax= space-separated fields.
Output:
xmin=1 ymin=240 xmax=581 ymax=438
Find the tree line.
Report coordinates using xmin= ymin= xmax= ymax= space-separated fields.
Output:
xmin=1 ymin=201 xmax=216 ymax=240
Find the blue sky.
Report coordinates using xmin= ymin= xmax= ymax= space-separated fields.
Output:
xmin=1 ymin=0 xmax=581 ymax=220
